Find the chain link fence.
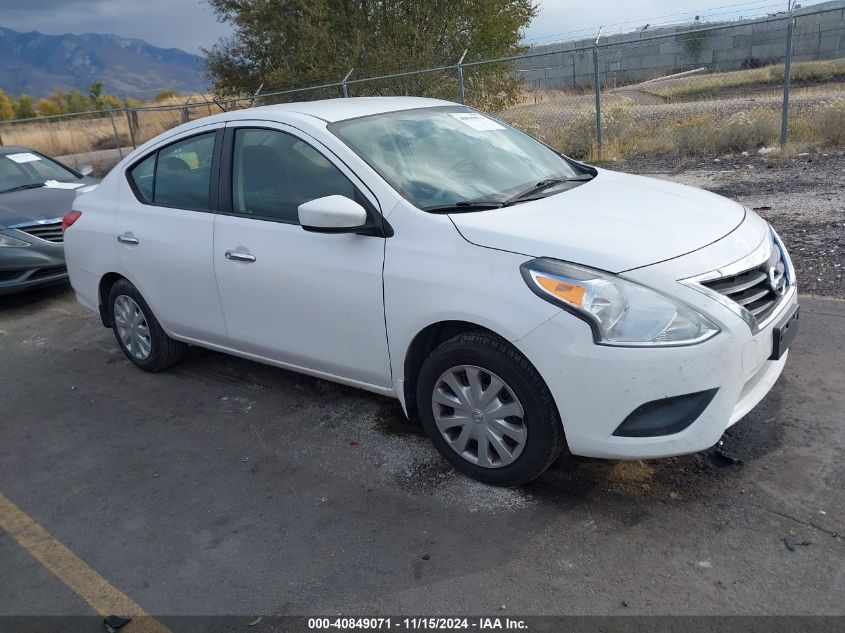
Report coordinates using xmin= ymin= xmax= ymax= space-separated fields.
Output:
xmin=493 ymin=4 xmax=845 ymax=164
xmin=0 ymin=4 xmax=842 ymax=172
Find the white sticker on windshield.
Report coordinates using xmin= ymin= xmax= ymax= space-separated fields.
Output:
xmin=446 ymin=112 xmax=506 ymax=131
xmin=44 ymin=180 xmax=84 ymax=190
xmin=7 ymin=152 xmax=42 ymax=164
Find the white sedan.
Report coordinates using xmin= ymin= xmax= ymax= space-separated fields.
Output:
xmin=64 ymin=97 xmax=799 ymax=486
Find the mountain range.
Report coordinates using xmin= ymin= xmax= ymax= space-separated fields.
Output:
xmin=0 ymin=26 xmax=209 ymax=99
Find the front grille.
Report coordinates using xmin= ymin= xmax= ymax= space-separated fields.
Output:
xmin=16 ymin=220 xmax=64 ymax=243
xmin=701 ymin=242 xmax=788 ymax=324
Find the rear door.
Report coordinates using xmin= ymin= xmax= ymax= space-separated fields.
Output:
xmin=212 ymin=121 xmax=391 ymax=388
xmin=117 ymin=126 xmax=227 ymax=343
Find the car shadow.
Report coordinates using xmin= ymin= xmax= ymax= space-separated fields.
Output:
xmin=372 ymin=378 xmax=788 ymax=509
xmin=0 ymin=282 xmax=72 ymax=314
xmin=172 ymin=341 xmax=787 ymax=509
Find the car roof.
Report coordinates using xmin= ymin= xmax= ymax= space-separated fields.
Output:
xmin=226 ymin=96 xmax=456 ymax=124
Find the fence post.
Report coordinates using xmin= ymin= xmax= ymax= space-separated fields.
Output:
xmin=780 ymin=5 xmax=795 ymax=149
xmin=456 ymin=49 xmax=468 ymax=104
xmin=123 ymin=99 xmax=136 ymax=149
xmin=593 ymin=27 xmax=604 ymax=158
xmin=341 ymin=69 xmax=354 ymax=98
xmin=108 ymin=109 xmax=123 ymax=159
xmin=252 ymin=83 xmax=264 ymax=107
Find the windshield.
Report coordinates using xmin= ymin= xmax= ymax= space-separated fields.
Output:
xmin=0 ymin=152 xmax=80 ymax=193
xmin=330 ymin=106 xmax=581 ymax=210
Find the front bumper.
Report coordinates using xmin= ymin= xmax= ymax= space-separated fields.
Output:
xmin=514 ymin=219 xmax=797 ymax=460
xmin=0 ymin=229 xmax=68 ymax=296
xmin=516 ymin=291 xmax=795 ymax=459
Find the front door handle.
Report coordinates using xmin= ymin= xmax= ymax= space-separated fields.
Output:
xmin=225 ymin=250 xmax=256 ymax=263
xmin=117 ymin=233 xmax=139 ymax=245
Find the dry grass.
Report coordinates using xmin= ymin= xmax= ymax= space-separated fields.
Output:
xmin=0 ymin=97 xmax=228 ymax=157
xmin=643 ymin=58 xmax=845 ymax=100
xmin=2 ymin=64 xmax=843 ymax=163
xmin=502 ymin=96 xmax=845 ymax=162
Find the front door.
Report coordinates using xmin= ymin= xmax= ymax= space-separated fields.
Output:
xmin=212 ymin=123 xmax=391 ymax=388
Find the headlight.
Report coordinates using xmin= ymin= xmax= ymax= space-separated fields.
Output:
xmin=0 ymin=233 xmax=30 ymax=248
xmin=521 ymin=258 xmax=719 ymax=346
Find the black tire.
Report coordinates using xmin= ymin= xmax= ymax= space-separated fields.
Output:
xmin=416 ymin=331 xmax=565 ymax=487
xmin=108 ymin=279 xmax=184 ymax=372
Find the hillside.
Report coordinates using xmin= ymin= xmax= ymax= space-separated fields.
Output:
xmin=0 ymin=26 xmax=209 ymax=99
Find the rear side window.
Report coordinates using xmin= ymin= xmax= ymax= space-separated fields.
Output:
xmin=127 ymin=131 xmax=217 ymax=210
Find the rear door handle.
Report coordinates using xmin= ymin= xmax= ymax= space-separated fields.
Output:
xmin=117 ymin=233 xmax=139 ymax=245
xmin=225 ymin=250 xmax=256 ymax=263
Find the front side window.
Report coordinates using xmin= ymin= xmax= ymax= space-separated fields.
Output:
xmin=127 ymin=131 xmax=216 ymax=210
xmin=231 ymin=128 xmax=356 ymax=224
xmin=330 ymin=106 xmax=580 ymax=210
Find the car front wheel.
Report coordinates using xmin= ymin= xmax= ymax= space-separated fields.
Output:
xmin=416 ymin=331 xmax=565 ymax=486
xmin=108 ymin=279 xmax=184 ymax=372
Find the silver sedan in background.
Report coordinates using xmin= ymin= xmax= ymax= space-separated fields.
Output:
xmin=0 ymin=146 xmax=97 ymax=295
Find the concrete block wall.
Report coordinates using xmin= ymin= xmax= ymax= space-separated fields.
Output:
xmin=515 ymin=0 xmax=845 ymax=89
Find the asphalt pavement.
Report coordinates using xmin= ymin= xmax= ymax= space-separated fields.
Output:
xmin=1 ymin=285 xmax=843 ymax=617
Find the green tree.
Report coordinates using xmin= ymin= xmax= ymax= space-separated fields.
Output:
xmin=64 ymin=89 xmax=92 ymax=113
xmin=89 ymin=81 xmax=104 ymax=102
xmin=0 ymin=89 xmax=14 ymax=121
xmin=204 ymin=0 xmax=536 ymax=104
xmin=14 ymin=94 xmax=36 ymax=119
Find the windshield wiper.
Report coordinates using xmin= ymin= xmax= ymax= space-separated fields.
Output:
xmin=0 ymin=182 xmax=46 ymax=194
xmin=422 ymin=200 xmax=506 ymax=214
xmin=421 ymin=174 xmax=596 ymax=213
xmin=505 ymin=175 xmax=594 ymax=205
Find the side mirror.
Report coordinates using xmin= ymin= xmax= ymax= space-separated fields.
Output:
xmin=298 ymin=195 xmax=367 ymax=233
xmin=78 ymin=164 xmax=94 ymax=177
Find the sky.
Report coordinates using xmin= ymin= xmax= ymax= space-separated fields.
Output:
xmin=0 ymin=0 xmax=828 ymax=54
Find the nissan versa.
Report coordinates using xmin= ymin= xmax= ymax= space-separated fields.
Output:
xmin=64 ymin=97 xmax=799 ymax=486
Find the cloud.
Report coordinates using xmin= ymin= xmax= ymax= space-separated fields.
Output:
xmin=2 ymin=0 xmax=832 ymax=56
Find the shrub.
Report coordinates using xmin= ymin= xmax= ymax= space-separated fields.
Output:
xmin=715 ymin=111 xmax=778 ymax=152
xmin=554 ymin=108 xmax=597 ymax=159
xmin=802 ymin=98 xmax=845 ymax=145
xmin=93 ymin=133 xmax=131 ymax=151
xmin=155 ymin=89 xmax=180 ymax=103
xmin=671 ymin=114 xmax=718 ymax=154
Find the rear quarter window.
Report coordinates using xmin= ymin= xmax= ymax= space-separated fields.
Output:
xmin=129 ymin=154 xmax=155 ymax=203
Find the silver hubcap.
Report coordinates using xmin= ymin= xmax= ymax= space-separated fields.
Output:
xmin=113 ymin=295 xmax=152 ymax=360
xmin=431 ymin=365 xmax=527 ymax=469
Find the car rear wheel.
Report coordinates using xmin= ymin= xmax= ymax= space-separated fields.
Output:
xmin=108 ymin=279 xmax=183 ymax=372
xmin=416 ymin=331 xmax=565 ymax=486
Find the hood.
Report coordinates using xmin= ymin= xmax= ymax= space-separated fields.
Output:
xmin=0 ymin=177 xmax=98 ymax=227
xmin=449 ymin=168 xmax=746 ymax=273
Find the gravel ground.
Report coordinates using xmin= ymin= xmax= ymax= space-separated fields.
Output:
xmin=612 ymin=151 xmax=845 ymax=298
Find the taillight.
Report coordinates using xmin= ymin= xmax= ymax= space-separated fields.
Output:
xmin=62 ymin=210 xmax=82 ymax=233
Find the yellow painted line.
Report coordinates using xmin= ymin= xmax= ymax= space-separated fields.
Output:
xmin=0 ymin=493 xmax=171 ymax=633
